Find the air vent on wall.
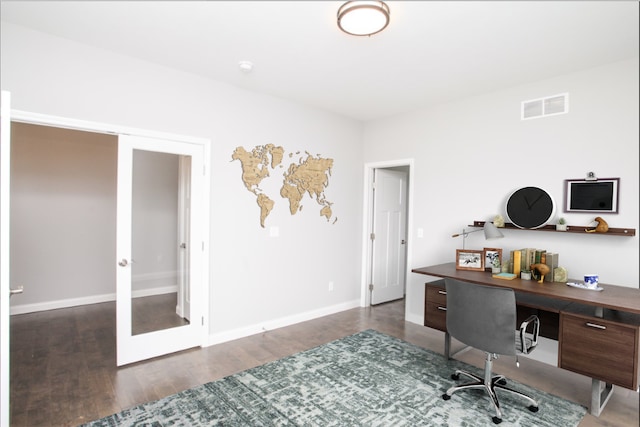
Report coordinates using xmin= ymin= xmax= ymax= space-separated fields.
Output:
xmin=521 ymin=93 xmax=568 ymax=120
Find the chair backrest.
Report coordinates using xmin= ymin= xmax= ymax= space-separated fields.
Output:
xmin=445 ymin=278 xmax=517 ymax=356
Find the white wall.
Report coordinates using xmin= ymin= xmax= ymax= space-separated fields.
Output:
xmin=362 ymin=58 xmax=639 ymax=324
xmin=1 ymin=22 xmax=365 ymax=339
xmin=10 ymin=123 xmax=117 ymax=307
xmin=3 ymin=21 xmax=637 ymax=339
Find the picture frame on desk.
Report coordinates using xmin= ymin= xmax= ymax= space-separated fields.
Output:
xmin=455 ymin=249 xmax=484 ymax=271
xmin=483 ymin=247 xmax=502 ymax=272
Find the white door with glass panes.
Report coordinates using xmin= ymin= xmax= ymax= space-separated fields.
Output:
xmin=116 ymin=134 xmax=206 ymax=366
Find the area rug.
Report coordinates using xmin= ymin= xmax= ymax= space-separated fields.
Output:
xmin=82 ymin=329 xmax=586 ymax=426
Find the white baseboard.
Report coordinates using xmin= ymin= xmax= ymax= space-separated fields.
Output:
xmin=10 ymin=286 xmax=177 ymax=315
xmin=206 ymin=299 xmax=361 ymax=346
xmin=10 ymin=293 xmax=117 ymax=315
xmin=131 ymin=285 xmax=177 ymax=299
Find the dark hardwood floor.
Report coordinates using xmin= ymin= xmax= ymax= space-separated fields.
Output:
xmin=9 ymin=298 xmax=638 ymax=426
xmin=131 ymin=293 xmax=188 ymax=335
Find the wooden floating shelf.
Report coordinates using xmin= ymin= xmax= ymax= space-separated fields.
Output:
xmin=472 ymin=221 xmax=636 ymax=237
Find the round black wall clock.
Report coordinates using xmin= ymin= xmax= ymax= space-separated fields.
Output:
xmin=505 ymin=186 xmax=555 ymax=229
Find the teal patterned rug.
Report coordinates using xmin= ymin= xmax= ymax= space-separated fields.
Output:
xmin=82 ymin=329 xmax=586 ymax=426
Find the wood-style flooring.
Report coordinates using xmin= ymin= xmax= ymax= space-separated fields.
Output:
xmin=9 ymin=298 xmax=638 ymax=426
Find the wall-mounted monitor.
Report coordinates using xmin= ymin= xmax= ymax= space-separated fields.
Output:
xmin=564 ymin=178 xmax=619 ymax=213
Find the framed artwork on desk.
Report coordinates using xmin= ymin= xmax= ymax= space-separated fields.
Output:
xmin=483 ymin=248 xmax=502 ymax=271
xmin=455 ymin=249 xmax=484 ymax=271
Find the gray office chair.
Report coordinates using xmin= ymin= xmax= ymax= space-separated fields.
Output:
xmin=441 ymin=278 xmax=540 ymax=424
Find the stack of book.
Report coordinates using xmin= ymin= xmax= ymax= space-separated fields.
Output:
xmin=509 ymin=248 xmax=559 ymax=282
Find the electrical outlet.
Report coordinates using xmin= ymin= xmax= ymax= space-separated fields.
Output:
xmin=328 ymin=281 xmax=334 ymax=291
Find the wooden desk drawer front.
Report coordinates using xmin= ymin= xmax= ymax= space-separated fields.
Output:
xmin=559 ymin=312 xmax=639 ymax=390
xmin=424 ymin=281 xmax=447 ymax=332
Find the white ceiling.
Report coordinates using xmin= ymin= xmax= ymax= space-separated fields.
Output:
xmin=1 ymin=1 xmax=638 ymax=121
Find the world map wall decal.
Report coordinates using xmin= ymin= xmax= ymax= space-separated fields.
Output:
xmin=232 ymin=144 xmax=337 ymax=227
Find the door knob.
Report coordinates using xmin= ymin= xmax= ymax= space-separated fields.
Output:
xmin=118 ymin=259 xmax=129 ymax=267
xmin=10 ymin=285 xmax=23 ymax=297
xmin=180 ymin=243 xmax=187 ymax=249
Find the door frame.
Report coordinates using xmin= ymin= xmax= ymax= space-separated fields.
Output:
xmin=8 ymin=108 xmax=211 ymax=349
xmin=360 ymin=159 xmax=414 ymax=309
xmin=1 ymin=91 xmax=12 ymax=427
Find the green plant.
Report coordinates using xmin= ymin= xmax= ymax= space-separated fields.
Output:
xmin=558 ymin=217 xmax=566 ymax=225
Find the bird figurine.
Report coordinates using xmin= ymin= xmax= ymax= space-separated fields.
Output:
xmin=585 ymin=216 xmax=609 ymax=233
xmin=530 ymin=263 xmax=550 ymax=283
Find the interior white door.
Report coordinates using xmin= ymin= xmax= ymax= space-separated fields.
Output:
xmin=1 ymin=90 xmax=12 ymax=427
xmin=116 ymin=134 xmax=205 ymax=366
xmin=371 ymin=169 xmax=408 ymax=305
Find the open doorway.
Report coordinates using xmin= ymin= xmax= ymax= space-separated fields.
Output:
xmin=8 ymin=113 xmax=210 ymax=366
xmin=361 ymin=160 xmax=413 ymax=307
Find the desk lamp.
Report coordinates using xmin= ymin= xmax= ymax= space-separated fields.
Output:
xmin=452 ymin=221 xmax=504 ymax=249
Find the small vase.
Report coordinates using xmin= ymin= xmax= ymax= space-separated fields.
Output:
xmin=492 ymin=267 xmax=501 ymax=274
xmin=556 ymin=224 xmax=567 ymax=231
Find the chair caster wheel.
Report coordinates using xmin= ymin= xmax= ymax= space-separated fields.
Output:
xmin=528 ymin=405 xmax=539 ymax=413
xmin=492 ymin=416 xmax=502 ymax=424
xmin=442 ymin=393 xmax=451 ymax=400
xmin=496 ymin=378 xmax=507 ymax=386
xmin=451 ymin=373 xmax=460 ymax=380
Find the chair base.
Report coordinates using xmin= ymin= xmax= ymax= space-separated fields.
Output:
xmin=442 ymin=358 xmax=539 ymax=424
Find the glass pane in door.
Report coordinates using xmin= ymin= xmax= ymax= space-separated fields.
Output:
xmin=131 ymin=149 xmax=189 ymax=335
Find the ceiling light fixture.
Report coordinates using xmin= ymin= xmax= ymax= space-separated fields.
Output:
xmin=337 ymin=1 xmax=390 ymax=37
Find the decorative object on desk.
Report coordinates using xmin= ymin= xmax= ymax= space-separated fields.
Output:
xmin=493 ymin=214 xmax=505 ymax=228
xmin=584 ymin=274 xmax=599 ymax=289
xmin=521 ymin=270 xmax=532 ymax=280
xmin=455 ymin=249 xmax=484 ymax=271
xmin=585 ymin=216 xmax=609 ymax=233
xmin=564 ymin=176 xmax=619 ymax=213
xmin=556 ymin=217 xmax=567 ymax=231
xmin=492 ymin=272 xmax=517 ymax=280
xmin=505 ymin=186 xmax=555 ymax=229
xmin=553 ymin=266 xmax=568 ymax=283
xmin=567 ymin=282 xmax=604 ymax=291
xmin=531 ymin=263 xmax=550 ymax=283
xmin=451 ymin=221 xmax=503 ymax=249
xmin=483 ymin=247 xmax=503 ymax=272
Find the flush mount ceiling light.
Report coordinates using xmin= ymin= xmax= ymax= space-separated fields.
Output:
xmin=337 ymin=1 xmax=390 ymax=36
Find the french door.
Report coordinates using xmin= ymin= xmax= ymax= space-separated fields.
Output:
xmin=116 ymin=134 xmax=206 ymax=366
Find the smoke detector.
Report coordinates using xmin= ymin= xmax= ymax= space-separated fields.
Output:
xmin=238 ymin=61 xmax=254 ymax=73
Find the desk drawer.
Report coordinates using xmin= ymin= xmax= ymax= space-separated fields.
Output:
xmin=425 ymin=301 xmax=448 ymax=332
xmin=426 ymin=282 xmax=447 ymax=305
xmin=559 ymin=312 xmax=639 ymax=390
xmin=425 ymin=281 xmax=447 ymax=332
